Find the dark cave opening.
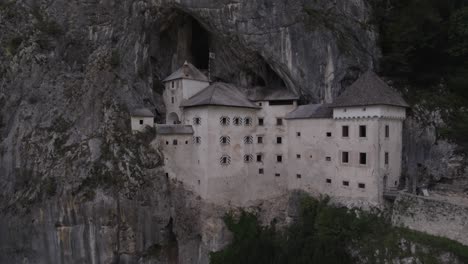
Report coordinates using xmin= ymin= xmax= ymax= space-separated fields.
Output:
xmin=191 ymin=19 xmax=210 ymax=70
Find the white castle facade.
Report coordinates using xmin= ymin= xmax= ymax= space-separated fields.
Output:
xmin=131 ymin=62 xmax=409 ymax=206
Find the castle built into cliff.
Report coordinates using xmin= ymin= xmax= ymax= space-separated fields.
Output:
xmin=131 ymin=62 xmax=409 ymax=206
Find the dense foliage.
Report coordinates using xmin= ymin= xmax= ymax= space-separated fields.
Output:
xmin=210 ymin=196 xmax=468 ymax=264
xmin=372 ymin=0 xmax=468 ymax=151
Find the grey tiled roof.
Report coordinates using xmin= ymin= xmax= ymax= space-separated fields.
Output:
xmin=181 ymin=82 xmax=260 ymax=109
xmin=247 ymin=86 xmax=299 ymax=101
xmin=131 ymin=108 xmax=154 ymax=117
xmin=163 ymin=61 xmax=209 ymax=82
xmin=285 ymin=104 xmax=333 ymax=119
xmin=331 ymin=71 xmax=409 ymax=108
xmin=156 ymin=125 xmax=194 ymax=135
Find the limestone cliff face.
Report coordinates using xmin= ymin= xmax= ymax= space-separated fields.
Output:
xmin=0 ymin=0 xmax=464 ymax=263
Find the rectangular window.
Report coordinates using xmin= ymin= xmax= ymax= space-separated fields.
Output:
xmin=358 ymin=183 xmax=366 ymax=189
xmin=359 ymin=125 xmax=367 ymax=138
xmin=276 ymin=118 xmax=283 ymax=126
xmin=359 ymin=153 xmax=367 ymax=165
xmin=173 ymin=140 xmax=178 ymax=145
xmin=171 ymin=97 xmax=175 ymax=104
xmin=385 ymin=152 xmax=389 ymax=165
xmin=385 ymin=125 xmax=390 ymax=138
xmin=342 ymin=126 xmax=349 ymax=137
xmin=326 ymin=179 xmax=332 ymax=183
xmin=326 ymin=132 xmax=332 ymax=137
xmin=297 ymin=154 xmax=301 ymax=159
xmin=257 ymin=136 xmax=263 ymax=144
xmin=259 ymin=168 xmax=264 ymax=174
xmin=343 ymin=181 xmax=350 ymax=186
xmin=171 ymin=81 xmax=174 ymax=88
xmin=342 ymin=152 xmax=349 ymax=164
xmin=275 ymin=173 xmax=281 ymax=177
xmin=245 ymin=118 xmax=251 ymax=126
xmin=277 ymin=155 xmax=283 ymax=163
xmin=257 ymin=154 xmax=263 ymax=162
xmin=258 ymin=118 xmax=264 ymax=126
xmin=139 ymin=120 xmax=144 ymax=125
xmin=326 ymin=156 xmax=331 ymax=161
xmin=297 ymin=132 xmax=301 ymax=137
xmin=296 ymin=174 xmax=302 ymax=179
xmin=277 ymin=137 xmax=282 ymax=144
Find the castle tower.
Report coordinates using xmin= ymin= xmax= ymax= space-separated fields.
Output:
xmin=162 ymin=61 xmax=210 ymax=124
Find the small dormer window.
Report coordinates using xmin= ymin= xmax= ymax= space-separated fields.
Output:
xmin=220 ymin=116 xmax=230 ymax=126
xmin=244 ymin=117 xmax=252 ymax=126
xmin=233 ymin=117 xmax=242 ymax=126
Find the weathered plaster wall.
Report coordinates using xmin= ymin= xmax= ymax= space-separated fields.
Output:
xmin=392 ymin=193 xmax=468 ymax=246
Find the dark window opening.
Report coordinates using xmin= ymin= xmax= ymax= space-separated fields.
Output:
xmin=258 ymin=118 xmax=264 ymax=126
xmin=269 ymin=100 xmax=295 ymax=106
xmin=359 ymin=125 xmax=367 ymax=138
xmin=385 ymin=152 xmax=389 ymax=165
xmin=173 ymin=140 xmax=178 ymax=145
xmin=277 ymin=155 xmax=283 ymax=163
xmin=257 ymin=136 xmax=263 ymax=144
xmin=326 ymin=132 xmax=332 ymax=137
xmin=277 ymin=137 xmax=282 ymax=144
xmin=259 ymin=168 xmax=264 ymax=174
xmin=166 ymin=141 xmax=169 ymax=145
xmin=297 ymin=154 xmax=301 ymax=159
xmin=275 ymin=173 xmax=280 ymax=177
xmin=326 ymin=156 xmax=331 ymax=161
xmin=244 ymin=154 xmax=253 ymax=163
xmin=342 ymin=152 xmax=349 ymax=163
xmin=257 ymin=154 xmax=263 ymax=162
xmin=276 ymin=118 xmax=283 ymax=126
xmin=220 ymin=136 xmax=230 ymax=145
xmin=385 ymin=125 xmax=390 ymax=138
xmin=297 ymin=132 xmax=301 ymax=137
xmin=194 ymin=136 xmax=201 ymax=144
xmin=244 ymin=136 xmax=253 ymax=144
xmin=220 ymin=155 xmax=231 ymax=166
xmin=244 ymin=117 xmax=252 ymax=126
xmin=233 ymin=117 xmax=242 ymax=126
xmin=342 ymin=126 xmax=349 ymax=137
xmin=185 ymin=140 xmax=188 ymax=144
xmin=139 ymin=120 xmax=144 ymax=125
xmin=191 ymin=19 xmax=210 ymax=69
xmin=326 ymin=179 xmax=332 ymax=183
xmin=165 ymin=173 xmax=169 ymax=178
xmin=220 ymin=116 xmax=230 ymax=126
xmin=193 ymin=117 xmax=201 ymax=125
xmin=297 ymin=174 xmax=302 ymax=179
xmin=358 ymin=183 xmax=366 ymax=189
xmin=360 ymin=153 xmax=367 ymax=165
xmin=171 ymin=97 xmax=175 ymax=104
xmin=343 ymin=181 xmax=350 ymax=186
xmin=259 ymin=102 xmax=263 ymax=106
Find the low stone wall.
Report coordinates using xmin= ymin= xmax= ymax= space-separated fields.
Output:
xmin=392 ymin=193 xmax=468 ymax=246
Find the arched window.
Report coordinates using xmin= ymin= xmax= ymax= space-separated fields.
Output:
xmin=220 ymin=155 xmax=231 ymax=166
xmin=233 ymin=117 xmax=242 ymax=126
xmin=244 ymin=136 xmax=253 ymax=144
xmin=220 ymin=136 xmax=231 ymax=145
xmin=220 ymin=116 xmax=230 ymax=126
xmin=244 ymin=117 xmax=252 ymax=126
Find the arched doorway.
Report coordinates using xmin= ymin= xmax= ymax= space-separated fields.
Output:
xmin=383 ymin=174 xmax=388 ymax=190
xmin=167 ymin=112 xmax=180 ymax=124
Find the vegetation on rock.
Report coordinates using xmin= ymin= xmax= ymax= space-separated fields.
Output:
xmin=211 ymin=196 xmax=468 ymax=264
xmin=372 ymin=0 xmax=468 ymax=152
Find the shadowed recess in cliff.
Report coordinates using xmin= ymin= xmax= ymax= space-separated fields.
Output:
xmin=150 ymin=8 xmax=290 ymax=95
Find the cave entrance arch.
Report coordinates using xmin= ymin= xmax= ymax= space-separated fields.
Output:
xmin=168 ymin=112 xmax=180 ymax=125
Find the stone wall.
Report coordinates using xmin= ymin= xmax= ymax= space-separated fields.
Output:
xmin=392 ymin=193 xmax=468 ymax=246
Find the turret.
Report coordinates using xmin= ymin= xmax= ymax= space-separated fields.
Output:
xmin=162 ymin=61 xmax=210 ymax=124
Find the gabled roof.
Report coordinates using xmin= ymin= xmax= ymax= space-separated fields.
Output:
xmin=181 ymin=82 xmax=260 ymax=109
xmin=247 ymin=86 xmax=299 ymax=101
xmin=131 ymin=108 xmax=154 ymax=117
xmin=163 ymin=61 xmax=209 ymax=82
xmin=286 ymin=104 xmax=333 ymax=119
xmin=156 ymin=125 xmax=194 ymax=135
xmin=331 ymin=71 xmax=409 ymax=108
